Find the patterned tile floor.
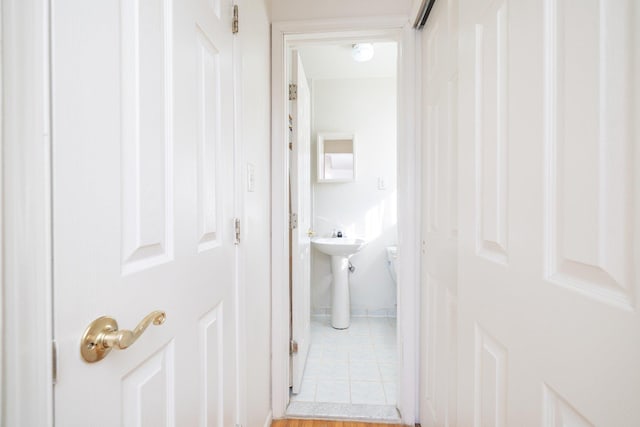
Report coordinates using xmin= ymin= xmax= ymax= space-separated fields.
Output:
xmin=289 ymin=316 xmax=397 ymax=413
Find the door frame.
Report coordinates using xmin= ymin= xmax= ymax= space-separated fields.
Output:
xmin=231 ymin=1 xmax=247 ymax=424
xmin=2 ymin=0 xmax=54 ymax=425
xmin=270 ymin=17 xmax=421 ymax=424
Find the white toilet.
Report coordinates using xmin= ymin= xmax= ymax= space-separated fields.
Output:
xmin=386 ymin=245 xmax=398 ymax=285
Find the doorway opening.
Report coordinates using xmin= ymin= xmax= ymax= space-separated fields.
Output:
xmin=271 ymin=19 xmax=420 ymax=425
xmin=288 ymin=41 xmax=399 ymax=420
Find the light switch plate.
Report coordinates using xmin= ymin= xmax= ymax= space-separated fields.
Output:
xmin=378 ymin=177 xmax=387 ymax=190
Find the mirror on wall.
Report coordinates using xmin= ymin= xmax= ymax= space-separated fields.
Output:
xmin=317 ymin=132 xmax=355 ymax=182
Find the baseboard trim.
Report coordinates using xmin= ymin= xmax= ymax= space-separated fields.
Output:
xmin=310 ymin=312 xmax=397 ymax=319
xmin=263 ymin=410 xmax=273 ymax=427
xmin=285 ymin=402 xmax=401 ymax=423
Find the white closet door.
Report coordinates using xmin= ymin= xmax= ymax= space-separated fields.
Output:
xmin=52 ymin=1 xmax=238 ymax=425
xmin=419 ymin=0 xmax=460 ymax=426
xmin=457 ymin=0 xmax=640 ymax=426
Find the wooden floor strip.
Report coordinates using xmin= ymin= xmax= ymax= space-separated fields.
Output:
xmin=271 ymin=420 xmax=405 ymax=427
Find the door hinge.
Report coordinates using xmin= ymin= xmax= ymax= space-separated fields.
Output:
xmin=232 ymin=4 xmax=239 ymax=34
xmin=52 ymin=340 xmax=58 ymax=384
xmin=289 ymin=212 xmax=298 ymax=230
xmin=290 ymin=339 xmax=299 ymax=354
xmin=289 ymin=83 xmax=297 ymax=100
xmin=234 ymin=218 xmax=241 ymax=245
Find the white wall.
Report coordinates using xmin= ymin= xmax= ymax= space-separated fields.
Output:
xmin=270 ymin=0 xmax=412 ymax=22
xmin=310 ymin=77 xmax=398 ymax=317
xmin=239 ymin=1 xmax=272 ymax=426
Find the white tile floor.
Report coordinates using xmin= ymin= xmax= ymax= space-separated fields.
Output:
xmin=290 ymin=316 xmax=397 ymax=407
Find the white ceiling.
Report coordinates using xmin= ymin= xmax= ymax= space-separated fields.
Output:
xmin=298 ymin=42 xmax=398 ymax=80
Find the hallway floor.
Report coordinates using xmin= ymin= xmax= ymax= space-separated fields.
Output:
xmin=287 ymin=316 xmax=398 ymax=421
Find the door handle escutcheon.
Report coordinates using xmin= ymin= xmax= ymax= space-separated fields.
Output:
xmin=80 ymin=310 xmax=166 ymax=363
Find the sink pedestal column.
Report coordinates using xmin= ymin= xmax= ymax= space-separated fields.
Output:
xmin=330 ymin=255 xmax=350 ymax=329
xmin=311 ymin=237 xmax=365 ymax=330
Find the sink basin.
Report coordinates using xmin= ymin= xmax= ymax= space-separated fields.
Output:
xmin=312 ymin=237 xmax=366 ymax=257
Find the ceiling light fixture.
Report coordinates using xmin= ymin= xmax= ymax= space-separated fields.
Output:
xmin=352 ymin=43 xmax=374 ymax=62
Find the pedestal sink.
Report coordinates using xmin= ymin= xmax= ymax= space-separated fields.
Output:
xmin=312 ymin=237 xmax=366 ymax=329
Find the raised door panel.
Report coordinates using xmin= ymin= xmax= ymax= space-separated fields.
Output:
xmin=542 ymin=385 xmax=594 ymax=427
xmin=208 ymin=0 xmax=221 ymax=18
xmin=122 ymin=342 xmax=175 ymax=427
xmin=196 ymin=28 xmax=222 ymax=252
xmin=121 ymin=0 xmax=174 ymax=275
xmin=474 ymin=0 xmax=508 ymax=265
xmin=474 ymin=326 xmax=507 ymax=427
xmin=543 ymin=0 xmax=634 ymax=309
xmin=426 ymin=20 xmax=442 ymax=83
xmin=444 ymin=290 xmax=458 ymax=427
xmin=447 ymin=77 xmax=459 ymax=239
xmin=423 ymin=277 xmax=457 ymax=427
xmin=426 ymin=104 xmax=441 ymax=233
xmin=423 ymin=274 xmax=438 ymax=419
xmin=199 ymin=305 xmax=224 ymax=427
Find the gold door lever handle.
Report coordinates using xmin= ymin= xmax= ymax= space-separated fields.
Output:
xmin=81 ymin=310 xmax=166 ymax=363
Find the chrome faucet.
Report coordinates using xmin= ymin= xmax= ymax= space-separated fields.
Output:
xmin=332 ymin=229 xmax=344 ymax=238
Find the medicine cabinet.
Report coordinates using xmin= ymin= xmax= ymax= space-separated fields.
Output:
xmin=317 ymin=132 xmax=355 ymax=183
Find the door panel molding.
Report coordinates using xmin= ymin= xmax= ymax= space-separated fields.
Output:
xmin=542 ymin=384 xmax=594 ymax=427
xmin=473 ymin=324 xmax=507 ymax=427
xmin=474 ymin=0 xmax=509 ymax=266
xmin=196 ymin=26 xmax=223 ymax=252
xmin=122 ymin=340 xmax=176 ymax=427
xmin=120 ymin=0 xmax=175 ymax=275
xmin=199 ymin=304 xmax=225 ymax=427
xmin=543 ymin=0 xmax=634 ymax=310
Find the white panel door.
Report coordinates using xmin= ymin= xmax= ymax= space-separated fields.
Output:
xmin=457 ymin=0 xmax=640 ymax=426
xmin=419 ymin=0 xmax=459 ymax=426
xmin=290 ymin=50 xmax=312 ymax=395
xmin=52 ymin=0 xmax=238 ymax=426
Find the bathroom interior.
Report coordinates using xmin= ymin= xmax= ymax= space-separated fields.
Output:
xmin=287 ymin=40 xmax=400 ymax=420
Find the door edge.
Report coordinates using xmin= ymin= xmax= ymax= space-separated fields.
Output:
xmin=2 ymin=0 xmax=54 ymax=425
